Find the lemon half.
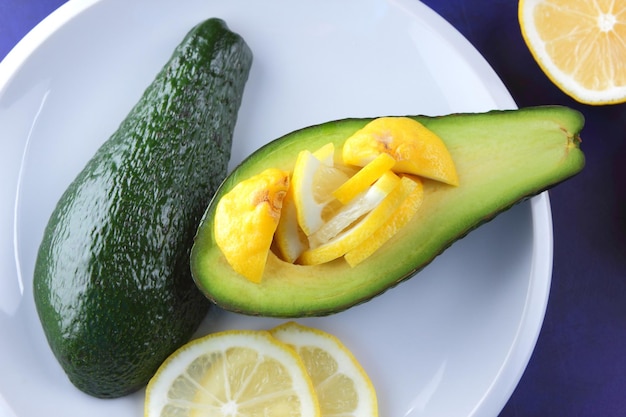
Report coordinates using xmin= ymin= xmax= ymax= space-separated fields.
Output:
xmin=519 ymin=0 xmax=626 ymax=104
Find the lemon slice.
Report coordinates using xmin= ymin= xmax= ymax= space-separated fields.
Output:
xmin=214 ymin=168 xmax=289 ymax=283
xmin=308 ymin=170 xmax=400 ymax=249
xmin=345 ymin=175 xmax=424 ymax=267
xmin=519 ymin=0 xmax=626 ymax=105
xmin=332 ymin=152 xmax=396 ymax=204
xmin=342 ymin=117 xmax=459 ymax=186
xmin=145 ymin=330 xmax=320 ymax=417
xmin=273 ymin=185 xmax=308 ymax=263
xmin=270 ymin=322 xmax=378 ymax=417
xmin=299 ymin=174 xmax=416 ymax=266
xmin=292 ymin=144 xmax=350 ymax=236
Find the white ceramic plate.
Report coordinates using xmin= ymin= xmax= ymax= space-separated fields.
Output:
xmin=0 ymin=0 xmax=552 ymax=416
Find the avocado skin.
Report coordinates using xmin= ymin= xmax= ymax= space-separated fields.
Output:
xmin=191 ymin=105 xmax=585 ymax=318
xmin=33 ymin=18 xmax=252 ymax=398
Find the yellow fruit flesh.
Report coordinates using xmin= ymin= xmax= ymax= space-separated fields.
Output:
xmin=308 ymin=170 xmax=400 ymax=249
xmin=342 ymin=117 xmax=459 ymax=186
xmin=146 ymin=324 xmax=377 ymax=417
xmin=273 ymin=186 xmax=308 ymax=263
xmin=213 ymin=117 xmax=458 ymax=282
xmin=269 ymin=322 xmax=378 ymax=417
xmin=535 ymin=0 xmax=626 ymax=90
xmin=292 ymin=144 xmax=349 ymax=236
xmin=332 ymin=152 xmax=396 ymax=204
xmin=298 ymin=174 xmax=416 ymax=266
xmin=345 ymin=175 xmax=424 ymax=267
xmin=145 ymin=330 xmax=320 ymax=417
xmin=214 ymin=168 xmax=289 ymax=283
xmin=520 ymin=0 xmax=626 ymax=104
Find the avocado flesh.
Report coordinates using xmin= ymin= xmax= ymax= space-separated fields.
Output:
xmin=191 ymin=106 xmax=585 ymax=317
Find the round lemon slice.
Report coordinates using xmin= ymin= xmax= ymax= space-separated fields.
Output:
xmin=145 ymin=330 xmax=320 ymax=417
xmin=270 ymin=322 xmax=378 ymax=417
xmin=342 ymin=117 xmax=459 ymax=186
xmin=519 ymin=0 xmax=626 ymax=105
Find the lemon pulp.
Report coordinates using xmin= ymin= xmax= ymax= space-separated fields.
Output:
xmin=214 ymin=169 xmax=289 ymax=283
xmin=213 ymin=117 xmax=458 ymax=282
xmin=519 ymin=0 xmax=626 ymax=104
xmin=145 ymin=330 xmax=320 ymax=417
xmin=270 ymin=322 xmax=378 ymax=417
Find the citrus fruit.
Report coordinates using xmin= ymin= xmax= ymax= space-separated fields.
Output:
xmin=273 ymin=185 xmax=309 ymax=263
xmin=214 ymin=168 xmax=290 ymax=283
xmin=270 ymin=322 xmax=378 ymax=417
xmin=519 ymin=0 xmax=626 ymax=105
xmin=308 ymin=170 xmax=400 ymax=249
xmin=145 ymin=330 xmax=320 ymax=417
xmin=342 ymin=117 xmax=459 ymax=186
xmin=332 ymin=152 xmax=396 ymax=204
xmin=299 ymin=173 xmax=417 ymax=266
xmin=214 ymin=117 xmax=459 ymax=275
xmin=291 ymin=144 xmax=350 ymax=236
xmin=345 ymin=175 xmax=424 ymax=267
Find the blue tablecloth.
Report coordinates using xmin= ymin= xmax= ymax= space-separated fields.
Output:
xmin=2 ymin=1 xmax=625 ymax=416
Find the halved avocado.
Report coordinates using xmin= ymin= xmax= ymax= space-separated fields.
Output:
xmin=190 ymin=106 xmax=585 ymax=317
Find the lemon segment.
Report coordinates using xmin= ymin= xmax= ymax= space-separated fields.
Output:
xmin=269 ymin=322 xmax=378 ymax=417
xmin=273 ymin=185 xmax=308 ymax=263
xmin=298 ymin=173 xmax=415 ymax=266
xmin=292 ymin=144 xmax=349 ymax=236
xmin=308 ymin=170 xmax=400 ymax=249
xmin=145 ymin=330 xmax=320 ymax=417
xmin=342 ymin=117 xmax=459 ymax=186
xmin=345 ymin=175 xmax=424 ymax=267
xmin=332 ymin=152 xmax=396 ymax=204
xmin=519 ymin=0 xmax=626 ymax=104
xmin=312 ymin=142 xmax=335 ymax=163
xmin=214 ymin=168 xmax=289 ymax=283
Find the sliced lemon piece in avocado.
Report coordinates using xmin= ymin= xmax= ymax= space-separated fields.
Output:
xmin=291 ymin=144 xmax=349 ymax=236
xmin=332 ymin=152 xmax=396 ymax=204
xmin=214 ymin=168 xmax=289 ymax=283
xmin=342 ymin=116 xmax=460 ymax=186
xmin=344 ymin=174 xmax=424 ymax=267
xmin=299 ymin=173 xmax=415 ymax=266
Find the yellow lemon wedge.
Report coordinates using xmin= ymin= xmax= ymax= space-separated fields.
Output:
xmin=332 ymin=152 xmax=396 ymax=204
xmin=519 ymin=0 xmax=626 ymax=105
xmin=345 ymin=175 xmax=424 ymax=267
xmin=342 ymin=117 xmax=459 ymax=186
xmin=299 ymin=173 xmax=417 ymax=266
xmin=214 ymin=168 xmax=289 ymax=283
xmin=270 ymin=322 xmax=378 ymax=417
xmin=216 ymin=118 xmax=458 ymax=273
xmin=273 ymin=185 xmax=309 ymax=263
xmin=144 ymin=330 xmax=320 ymax=417
xmin=292 ymin=144 xmax=350 ymax=236
xmin=308 ymin=170 xmax=400 ymax=249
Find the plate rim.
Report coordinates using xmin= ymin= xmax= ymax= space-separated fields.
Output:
xmin=0 ymin=1 xmax=553 ymax=416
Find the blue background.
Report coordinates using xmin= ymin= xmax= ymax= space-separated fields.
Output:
xmin=2 ymin=1 xmax=625 ymax=416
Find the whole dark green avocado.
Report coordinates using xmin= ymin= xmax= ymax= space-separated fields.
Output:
xmin=33 ymin=18 xmax=252 ymax=398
